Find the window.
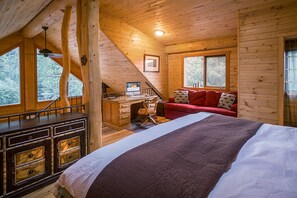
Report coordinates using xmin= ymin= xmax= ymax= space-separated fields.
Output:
xmin=284 ymin=38 xmax=297 ymax=126
xmin=0 ymin=47 xmax=20 ymax=106
xmin=37 ymin=49 xmax=83 ymax=101
xmin=183 ymin=54 xmax=228 ymax=89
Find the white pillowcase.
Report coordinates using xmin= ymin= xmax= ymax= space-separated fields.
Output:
xmin=174 ymin=90 xmax=189 ymax=104
xmin=218 ymin=93 xmax=236 ymax=110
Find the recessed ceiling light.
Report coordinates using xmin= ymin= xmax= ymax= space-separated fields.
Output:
xmin=154 ymin=30 xmax=165 ymax=36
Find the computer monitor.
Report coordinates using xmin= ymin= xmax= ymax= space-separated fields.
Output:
xmin=126 ymin=82 xmax=141 ymax=95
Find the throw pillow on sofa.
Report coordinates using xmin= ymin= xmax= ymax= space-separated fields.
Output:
xmin=177 ymin=88 xmax=206 ymax=106
xmin=204 ymin=91 xmax=222 ymax=107
xmin=188 ymin=90 xmax=206 ymax=105
xmin=218 ymin=93 xmax=236 ymax=110
xmin=174 ymin=90 xmax=189 ymax=104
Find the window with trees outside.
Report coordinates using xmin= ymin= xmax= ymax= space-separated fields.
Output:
xmin=37 ymin=49 xmax=83 ymax=102
xmin=183 ymin=54 xmax=228 ymax=89
xmin=0 ymin=47 xmax=20 ymax=106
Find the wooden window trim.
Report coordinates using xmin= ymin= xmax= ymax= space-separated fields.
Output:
xmin=35 ymin=46 xmax=82 ymax=107
xmin=182 ymin=51 xmax=230 ymax=91
xmin=0 ymin=43 xmax=25 ymax=115
xmin=277 ymin=31 xmax=297 ymax=125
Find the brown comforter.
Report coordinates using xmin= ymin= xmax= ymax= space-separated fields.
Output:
xmin=86 ymin=114 xmax=263 ymax=198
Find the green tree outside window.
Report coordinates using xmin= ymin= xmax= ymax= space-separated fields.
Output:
xmin=37 ymin=49 xmax=82 ymax=101
xmin=0 ymin=47 xmax=20 ymax=106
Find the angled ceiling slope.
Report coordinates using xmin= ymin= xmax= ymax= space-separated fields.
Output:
xmin=0 ymin=0 xmax=52 ymax=40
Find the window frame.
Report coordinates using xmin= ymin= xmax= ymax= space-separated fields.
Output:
xmin=0 ymin=43 xmax=24 ymax=114
xmin=35 ymin=46 xmax=82 ymax=105
xmin=182 ymin=51 xmax=230 ymax=91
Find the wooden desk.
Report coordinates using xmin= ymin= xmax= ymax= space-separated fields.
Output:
xmin=102 ymin=95 xmax=157 ymax=130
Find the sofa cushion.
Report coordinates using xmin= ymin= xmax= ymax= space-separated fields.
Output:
xmin=231 ymin=103 xmax=237 ymax=112
xmin=192 ymin=106 xmax=237 ymax=117
xmin=164 ymin=103 xmax=195 ymax=113
xmin=218 ymin=93 xmax=236 ymax=110
xmin=204 ymin=91 xmax=222 ymax=107
xmin=189 ymin=90 xmax=206 ymax=106
xmin=174 ymin=90 xmax=189 ymax=104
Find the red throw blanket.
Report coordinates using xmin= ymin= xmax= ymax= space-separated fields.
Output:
xmin=87 ymin=114 xmax=263 ymax=198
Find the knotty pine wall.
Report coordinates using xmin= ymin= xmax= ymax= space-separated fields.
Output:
xmin=99 ymin=32 xmax=149 ymax=92
xmin=167 ymin=36 xmax=238 ymax=98
xmin=100 ymin=14 xmax=168 ymax=98
xmin=238 ymin=1 xmax=297 ymax=124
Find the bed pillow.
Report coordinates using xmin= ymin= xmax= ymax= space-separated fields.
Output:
xmin=218 ymin=93 xmax=236 ymax=110
xmin=204 ymin=91 xmax=222 ymax=107
xmin=174 ymin=90 xmax=189 ymax=104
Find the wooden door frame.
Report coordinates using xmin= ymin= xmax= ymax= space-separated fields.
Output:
xmin=277 ymin=31 xmax=297 ymax=125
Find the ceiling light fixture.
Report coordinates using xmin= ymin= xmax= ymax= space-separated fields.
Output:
xmin=154 ymin=30 xmax=165 ymax=37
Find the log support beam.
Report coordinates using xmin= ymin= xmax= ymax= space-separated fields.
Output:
xmin=59 ymin=6 xmax=72 ymax=110
xmin=77 ymin=0 xmax=102 ymax=152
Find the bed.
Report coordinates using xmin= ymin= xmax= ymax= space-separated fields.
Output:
xmin=55 ymin=112 xmax=297 ymax=198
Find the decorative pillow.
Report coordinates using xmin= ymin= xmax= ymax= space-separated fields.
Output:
xmin=204 ymin=91 xmax=222 ymax=107
xmin=218 ymin=93 xmax=236 ymax=110
xmin=174 ymin=90 xmax=189 ymax=104
xmin=188 ymin=90 xmax=206 ymax=106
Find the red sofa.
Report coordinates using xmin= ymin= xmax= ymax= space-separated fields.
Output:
xmin=164 ymin=89 xmax=237 ymax=120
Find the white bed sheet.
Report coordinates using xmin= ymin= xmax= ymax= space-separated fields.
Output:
xmin=56 ymin=112 xmax=297 ymax=198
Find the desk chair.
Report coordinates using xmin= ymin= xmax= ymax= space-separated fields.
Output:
xmin=138 ymin=97 xmax=159 ymax=127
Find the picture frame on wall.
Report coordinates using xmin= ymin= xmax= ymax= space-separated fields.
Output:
xmin=144 ymin=54 xmax=160 ymax=72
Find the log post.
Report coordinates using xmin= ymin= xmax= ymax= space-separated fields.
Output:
xmin=77 ymin=0 xmax=102 ymax=152
xmin=59 ymin=6 xmax=72 ymax=110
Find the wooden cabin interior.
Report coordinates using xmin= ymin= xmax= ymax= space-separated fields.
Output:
xmin=0 ymin=0 xmax=297 ymax=197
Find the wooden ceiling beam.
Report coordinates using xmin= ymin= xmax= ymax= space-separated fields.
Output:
xmin=21 ymin=0 xmax=76 ymax=38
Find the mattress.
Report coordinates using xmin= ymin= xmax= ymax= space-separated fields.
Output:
xmin=55 ymin=112 xmax=297 ymax=198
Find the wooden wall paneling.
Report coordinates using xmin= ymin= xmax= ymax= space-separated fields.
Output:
xmin=100 ymin=14 xmax=168 ymax=98
xmin=165 ymin=36 xmax=237 ymax=54
xmin=99 ymin=33 xmax=149 ymax=92
xmin=238 ymin=0 xmax=297 ymax=124
xmin=168 ymin=54 xmax=183 ymax=97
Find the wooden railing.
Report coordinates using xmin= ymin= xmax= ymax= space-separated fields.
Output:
xmin=145 ymin=82 xmax=165 ymax=100
xmin=0 ymin=104 xmax=84 ymax=127
xmin=102 ymin=87 xmax=158 ymax=99
xmin=0 ymin=96 xmax=84 ymax=126
xmin=33 ymin=97 xmax=61 ymax=118
xmin=32 ymin=96 xmax=83 ymax=119
xmin=102 ymin=81 xmax=164 ymax=100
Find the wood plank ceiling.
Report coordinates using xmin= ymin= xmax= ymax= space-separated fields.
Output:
xmin=0 ymin=0 xmax=52 ymax=39
xmin=39 ymin=0 xmax=286 ymax=57
xmin=100 ymin=0 xmax=284 ymax=45
xmin=0 ymin=0 xmax=288 ymax=45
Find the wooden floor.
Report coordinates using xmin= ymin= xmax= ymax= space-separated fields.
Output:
xmin=23 ymin=116 xmax=170 ymax=198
